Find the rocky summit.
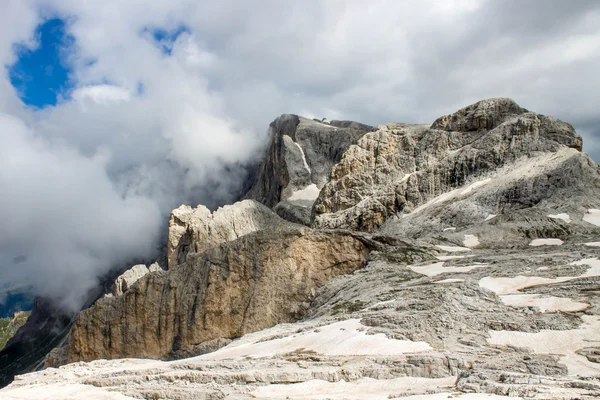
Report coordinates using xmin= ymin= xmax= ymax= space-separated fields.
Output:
xmin=3 ymin=98 xmax=600 ymax=399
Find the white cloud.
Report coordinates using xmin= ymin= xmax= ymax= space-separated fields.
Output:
xmin=72 ymin=84 xmax=132 ymax=104
xmin=0 ymin=0 xmax=599 ymax=307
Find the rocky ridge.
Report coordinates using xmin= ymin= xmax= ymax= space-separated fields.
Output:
xmin=3 ymin=98 xmax=600 ymax=399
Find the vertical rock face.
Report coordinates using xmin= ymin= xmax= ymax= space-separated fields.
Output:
xmin=167 ymin=199 xmax=288 ymax=269
xmin=64 ymin=228 xmax=371 ymax=362
xmin=312 ymin=98 xmax=584 ymax=231
xmin=244 ymin=115 xmax=374 ymax=224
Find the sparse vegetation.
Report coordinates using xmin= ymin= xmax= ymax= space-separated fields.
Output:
xmin=0 ymin=311 xmax=30 ymax=350
xmin=331 ymin=300 xmax=366 ymax=315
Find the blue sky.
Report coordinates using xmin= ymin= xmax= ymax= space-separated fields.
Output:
xmin=9 ymin=18 xmax=73 ymax=108
xmin=8 ymin=19 xmax=190 ymax=108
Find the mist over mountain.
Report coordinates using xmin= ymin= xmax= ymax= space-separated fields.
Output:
xmin=1 ymin=0 xmax=599 ymax=311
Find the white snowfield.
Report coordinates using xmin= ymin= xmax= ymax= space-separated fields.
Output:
xmin=548 ymin=213 xmax=571 ymax=223
xmin=251 ymin=377 xmax=519 ymax=399
xmin=584 ymin=242 xmax=600 ymax=247
xmin=499 ymin=294 xmax=589 ymax=313
xmin=484 ymin=259 xmax=600 ymax=376
xmin=406 ymin=177 xmax=492 ymax=218
xmin=435 ymin=278 xmax=465 ymax=284
xmin=460 ymin=178 xmax=492 ymax=195
xmin=463 ymin=234 xmax=480 ymax=248
xmin=489 ymin=315 xmax=600 ymax=376
xmin=288 ymin=183 xmax=320 ymax=201
xmin=435 ymin=245 xmax=472 ymax=252
xmin=583 ymin=209 xmax=600 ymax=227
xmin=2 ymin=383 xmax=137 ymax=400
xmin=484 ymin=214 xmax=497 ymax=221
xmin=408 ymin=262 xmax=488 ymax=277
xmin=479 ymin=258 xmax=600 ymax=296
xmin=435 ymin=255 xmax=473 ymax=261
xmin=251 ymin=376 xmax=457 ymax=400
xmin=198 ymin=319 xmax=432 ymax=360
xmin=529 ymin=238 xmax=564 ymax=246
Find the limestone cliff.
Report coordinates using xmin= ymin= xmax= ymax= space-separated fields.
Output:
xmin=243 ymin=115 xmax=374 ymax=224
xmin=61 ymin=228 xmax=372 ymax=362
xmin=313 ymin=98 xmax=586 ymax=231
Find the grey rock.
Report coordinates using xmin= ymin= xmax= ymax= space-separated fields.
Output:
xmin=167 ymin=199 xmax=288 ymax=269
xmin=113 ymin=264 xmax=149 ymax=296
xmin=244 ymin=114 xmax=373 ymax=224
xmin=313 ymin=98 xmax=587 ymax=232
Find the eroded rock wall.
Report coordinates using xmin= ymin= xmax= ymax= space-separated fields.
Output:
xmin=63 ymin=228 xmax=372 ymax=362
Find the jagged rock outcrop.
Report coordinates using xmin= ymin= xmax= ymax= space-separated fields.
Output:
xmin=112 ymin=263 xmax=162 ymax=296
xmin=62 ymin=228 xmax=372 ymax=362
xmin=313 ymin=98 xmax=587 ymax=231
xmin=167 ymin=199 xmax=288 ymax=269
xmin=243 ymin=115 xmax=374 ymax=225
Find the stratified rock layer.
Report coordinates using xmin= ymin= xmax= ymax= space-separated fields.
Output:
xmin=244 ymin=115 xmax=374 ymax=224
xmin=313 ymin=98 xmax=585 ymax=231
xmin=167 ymin=199 xmax=287 ymax=269
xmin=64 ymin=228 xmax=371 ymax=362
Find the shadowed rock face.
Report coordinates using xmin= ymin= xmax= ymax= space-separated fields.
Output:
xmin=244 ymin=115 xmax=374 ymax=224
xmin=60 ymin=228 xmax=372 ymax=363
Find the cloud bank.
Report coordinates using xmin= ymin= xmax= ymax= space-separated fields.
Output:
xmin=1 ymin=0 xmax=599 ymax=308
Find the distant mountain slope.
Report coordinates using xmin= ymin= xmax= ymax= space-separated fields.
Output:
xmin=0 ymin=312 xmax=30 ymax=351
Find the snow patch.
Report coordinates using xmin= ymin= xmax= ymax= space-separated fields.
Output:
xmin=479 ymin=258 xmax=600 ymax=296
xmin=1 ymin=382 xmax=137 ymax=400
xmin=548 ymin=213 xmax=571 ymax=223
xmin=409 ymin=262 xmax=488 ymax=277
xmin=484 ymin=214 xmax=497 ymax=221
xmin=294 ymin=141 xmax=311 ymax=173
xmin=198 ymin=319 xmax=432 ymax=360
xmin=480 ymin=275 xmax=577 ymax=296
xmin=435 ymin=255 xmax=474 ymax=261
xmin=252 ymin=376 xmax=457 ymax=400
xmin=289 ymin=184 xmax=320 ymax=201
xmin=443 ymin=227 xmax=456 ymax=232
xmin=584 ymin=242 xmax=600 ymax=247
xmin=529 ymin=238 xmax=564 ymax=246
xmin=500 ymin=294 xmax=589 ymax=313
xmin=583 ymin=209 xmax=600 ymax=227
xmin=463 ymin=234 xmax=480 ymax=248
xmin=488 ymin=315 xmax=600 ymax=376
xmin=436 ymin=245 xmax=472 ymax=252
xmin=461 ymin=178 xmax=492 ymax=195
xmin=435 ymin=278 xmax=465 ymax=284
